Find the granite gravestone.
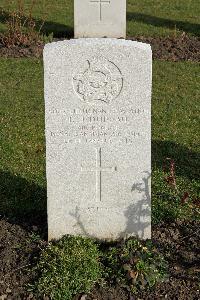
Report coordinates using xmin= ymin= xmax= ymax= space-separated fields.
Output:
xmin=44 ymin=39 xmax=152 ymax=241
xmin=74 ymin=0 xmax=126 ymax=38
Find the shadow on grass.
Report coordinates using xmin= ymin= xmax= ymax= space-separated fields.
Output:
xmin=41 ymin=20 xmax=73 ymax=38
xmin=0 ymin=9 xmax=8 ymax=24
xmin=0 ymin=170 xmax=47 ymax=237
xmin=127 ymin=12 xmax=200 ymax=36
xmin=0 ymin=9 xmax=74 ymax=38
xmin=152 ymin=140 xmax=200 ymax=181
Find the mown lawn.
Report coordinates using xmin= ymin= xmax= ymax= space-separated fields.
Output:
xmin=0 ymin=0 xmax=199 ymax=37
xmin=0 ymin=58 xmax=199 ymax=222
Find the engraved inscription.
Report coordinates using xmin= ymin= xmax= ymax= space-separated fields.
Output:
xmin=47 ymin=106 xmax=147 ymax=146
xmin=73 ymin=57 xmax=123 ymax=105
xmin=90 ymin=0 xmax=111 ymax=21
xmin=81 ymin=148 xmax=117 ymax=202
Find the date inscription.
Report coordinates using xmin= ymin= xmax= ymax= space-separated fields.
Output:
xmin=47 ymin=106 xmax=147 ymax=145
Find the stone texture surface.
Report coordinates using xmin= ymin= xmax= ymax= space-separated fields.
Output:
xmin=74 ymin=0 xmax=126 ymax=38
xmin=44 ymin=38 xmax=152 ymax=241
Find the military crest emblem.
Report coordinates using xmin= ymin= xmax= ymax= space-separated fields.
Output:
xmin=73 ymin=57 xmax=123 ymax=104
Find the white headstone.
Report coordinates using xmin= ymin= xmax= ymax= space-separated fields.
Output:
xmin=74 ymin=0 xmax=126 ymax=38
xmin=44 ymin=39 xmax=152 ymax=241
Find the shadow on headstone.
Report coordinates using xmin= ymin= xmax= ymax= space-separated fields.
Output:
xmin=69 ymin=206 xmax=90 ymax=237
xmin=69 ymin=172 xmax=151 ymax=240
xmin=121 ymin=171 xmax=151 ymax=239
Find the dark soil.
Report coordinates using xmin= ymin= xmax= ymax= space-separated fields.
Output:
xmin=0 ymin=218 xmax=47 ymax=300
xmin=0 ymin=34 xmax=199 ymax=62
xmin=130 ymin=33 xmax=200 ymax=62
xmin=0 ymin=42 xmax=44 ymax=58
xmin=87 ymin=220 xmax=200 ymax=300
xmin=0 ymin=218 xmax=199 ymax=300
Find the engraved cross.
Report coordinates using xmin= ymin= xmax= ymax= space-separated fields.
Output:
xmin=90 ymin=0 xmax=111 ymax=21
xmin=81 ymin=147 xmax=117 ymax=202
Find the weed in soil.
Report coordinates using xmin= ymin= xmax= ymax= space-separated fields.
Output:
xmin=0 ymin=0 xmax=52 ymax=50
xmin=101 ymin=239 xmax=168 ymax=295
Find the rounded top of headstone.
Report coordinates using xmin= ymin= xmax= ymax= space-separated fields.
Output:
xmin=44 ymin=38 xmax=152 ymax=54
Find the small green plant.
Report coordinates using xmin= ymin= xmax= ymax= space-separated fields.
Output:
xmin=101 ymin=245 xmax=126 ymax=285
xmin=102 ymin=239 xmax=168 ymax=294
xmin=28 ymin=232 xmax=41 ymax=242
xmin=34 ymin=235 xmax=102 ymax=300
xmin=123 ymin=239 xmax=168 ymax=293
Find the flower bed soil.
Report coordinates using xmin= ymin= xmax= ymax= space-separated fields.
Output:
xmin=130 ymin=34 xmax=200 ymax=62
xmin=87 ymin=221 xmax=200 ymax=300
xmin=0 ymin=34 xmax=199 ymax=62
xmin=0 ymin=218 xmax=199 ymax=300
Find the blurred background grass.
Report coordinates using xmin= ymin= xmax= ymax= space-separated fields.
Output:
xmin=0 ymin=0 xmax=199 ymax=37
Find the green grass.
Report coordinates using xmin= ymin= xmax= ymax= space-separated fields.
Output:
xmin=127 ymin=0 xmax=200 ymax=37
xmin=0 ymin=0 xmax=199 ymax=37
xmin=0 ymin=58 xmax=199 ymax=223
xmin=152 ymin=61 xmax=200 ymax=223
xmin=0 ymin=58 xmax=44 ymax=182
xmin=0 ymin=58 xmax=46 ymax=217
xmin=34 ymin=236 xmax=102 ymax=300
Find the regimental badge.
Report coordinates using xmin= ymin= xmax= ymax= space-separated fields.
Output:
xmin=73 ymin=56 xmax=123 ymax=104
